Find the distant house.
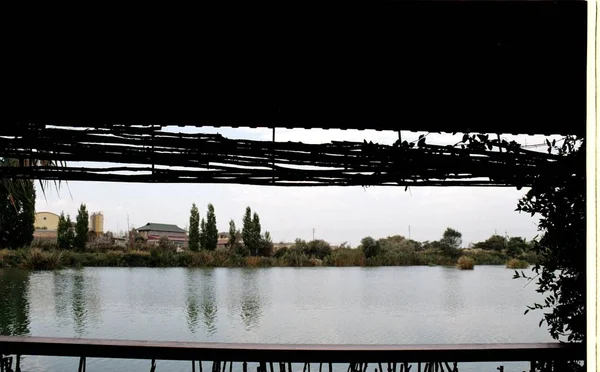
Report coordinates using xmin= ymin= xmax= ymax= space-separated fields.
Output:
xmin=136 ymin=223 xmax=187 ymax=246
xmin=217 ymin=232 xmax=229 ymax=248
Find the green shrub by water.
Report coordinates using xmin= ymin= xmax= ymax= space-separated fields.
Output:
xmin=463 ymin=249 xmax=506 ymax=265
xmin=457 ymin=256 xmax=475 ymax=270
xmin=506 ymin=258 xmax=529 ymax=269
xmin=22 ymin=248 xmax=63 ymax=270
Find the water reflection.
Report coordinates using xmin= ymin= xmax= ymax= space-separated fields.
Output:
xmin=442 ymin=268 xmax=463 ymax=317
xmin=0 ymin=269 xmax=30 ymax=336
xmin=185 ymin=271 xmax=200 ymax=333
xmin=185 ymin=270 xmax=218 ymax=335
xmin=200 ymin=271 xmax=217 ymax=335
xmin=72 ymin=271 xmax=87 ymax=335
xmin=50 ymin=270 xmax=100 ymax=336
xmin=239 ymin=270 xmax=262 ymax=331
xmin=52 ymin=271 xmax=70 ymax=323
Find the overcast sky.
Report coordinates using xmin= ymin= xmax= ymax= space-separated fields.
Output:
xmin=33 ymin=127 xmax=555 ymax=247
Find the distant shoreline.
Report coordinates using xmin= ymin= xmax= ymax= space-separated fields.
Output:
xmin=0 ymin=248 xmax=533 ymax=270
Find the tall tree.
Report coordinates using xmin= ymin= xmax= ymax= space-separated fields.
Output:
xmin=74 ymin=203 xmax=89 ymax=251
xmin=242 ymin=207 xmax=253 ymax=253
xmin=228 ymin=219 xmax=237 ymax=248
xmin=204 ymin=203 xmax=218 ymax=251
xmin=65 ymin=215 xmax=75 ymax=249
xmin=188 ymin=203 xmax=200 ymax=251
xmin=199 ymin=218 xmax=207 ymax=250
xmin=251 ymin=212 xmax=261 ymax=256
xmin=0 ymin=178 xmax=35 ymax=249
xmin=440 ymin=227 xmax=462 ymax=249
xmin=57 ymin=212 xmax=69 ymax=249
xmin=439 ymin=227 xmax=462 ymax=257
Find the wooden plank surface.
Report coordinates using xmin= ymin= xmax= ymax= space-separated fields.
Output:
xmin=0 ymin=336 xmax=585 ymax=363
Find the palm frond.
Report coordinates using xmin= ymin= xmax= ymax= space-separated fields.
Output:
xmin=0 ymin=157 xmax=67 ymax=208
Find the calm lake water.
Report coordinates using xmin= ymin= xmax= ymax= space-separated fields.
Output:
xmin=0 ymin=266 xmax=552 ymax=372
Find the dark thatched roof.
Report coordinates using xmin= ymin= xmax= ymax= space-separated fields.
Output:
xmin=0 ymin=124 xmax=582 ymax=187
xmin=2 ymin=2 xmax=586 ymax=187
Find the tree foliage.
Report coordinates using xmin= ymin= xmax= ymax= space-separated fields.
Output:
xmin=227 ymin=219 xmax=247 ymax=256
xmin=360 ymin=236 xmax=380 ymax=258
xmin=204 ymin=204 xmax=218 ymax=251
xmin=515 ymin=136 xmax=586 ymax=344
xmin=228 ymin=219 xmax=238 ymax=248
xmin=241 ymin=207 xmax=262 ymax=256
xmin=378 ymin=235 xmax=422 ymax=253
xmin=157 ymin=235 xmax=176 ymax=252
xmin=473 ymin=234 xmax=506 ymax=251
xmin=65 ymin=215 xmax=75 ymax=249
xmin=0 ymin=178 xmax=35 ymax=249
xmin=438 ymin=227 xmax=462 ymax=257
xmin=242 ymin=207 xmax=254 ymax=253
xmin=74 ymin=203 xmax=89 ymax=251
xmin=251 ymin=212 xmax=261 ymax=255
xmin=258 ymin=231 xmax=274 ymax=257
xmin=306 ymin=239 xmax=331 ymax=259
xmin=188 ymin=203 xmax=200 ymax=252
xmin=199 ymin=218 xmax=207 ymax=250
xmin=440 ymin=228 xmax=462 ymax=249
xmin=506 ymin=237 xmax=527 ymax=258
xmin=57 ymin=212 xmax=70 ymax=249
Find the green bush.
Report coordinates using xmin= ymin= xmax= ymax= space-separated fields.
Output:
xmin=519 ymin=250 xmax=539 ymax=265
xmin=22 ymin=248 xmax=63 ymax=270
xmin=506 ymin=258 xmax=529 ymax=269
xmin=417 ymin=251 xmax=455 ymax=266
xmin=464 ymin=249 xmax=507 ymax=265
xmin=273 ymin=247 xmax=289 ymax=258
xmin=457 ymin=256 xmax=475 ymax=270
xmin=325 ymin=248 xmax=365 ymax=267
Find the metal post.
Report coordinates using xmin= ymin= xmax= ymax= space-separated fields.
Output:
xmin=77 ymin=356 xmax=86 ymax=372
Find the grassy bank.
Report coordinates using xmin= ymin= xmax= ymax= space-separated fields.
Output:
xmin=0 ymin=247 xmax=538 ymax=270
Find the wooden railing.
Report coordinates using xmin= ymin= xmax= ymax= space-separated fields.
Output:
xmin=0 ymin=336 xmax=585 ymax=372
